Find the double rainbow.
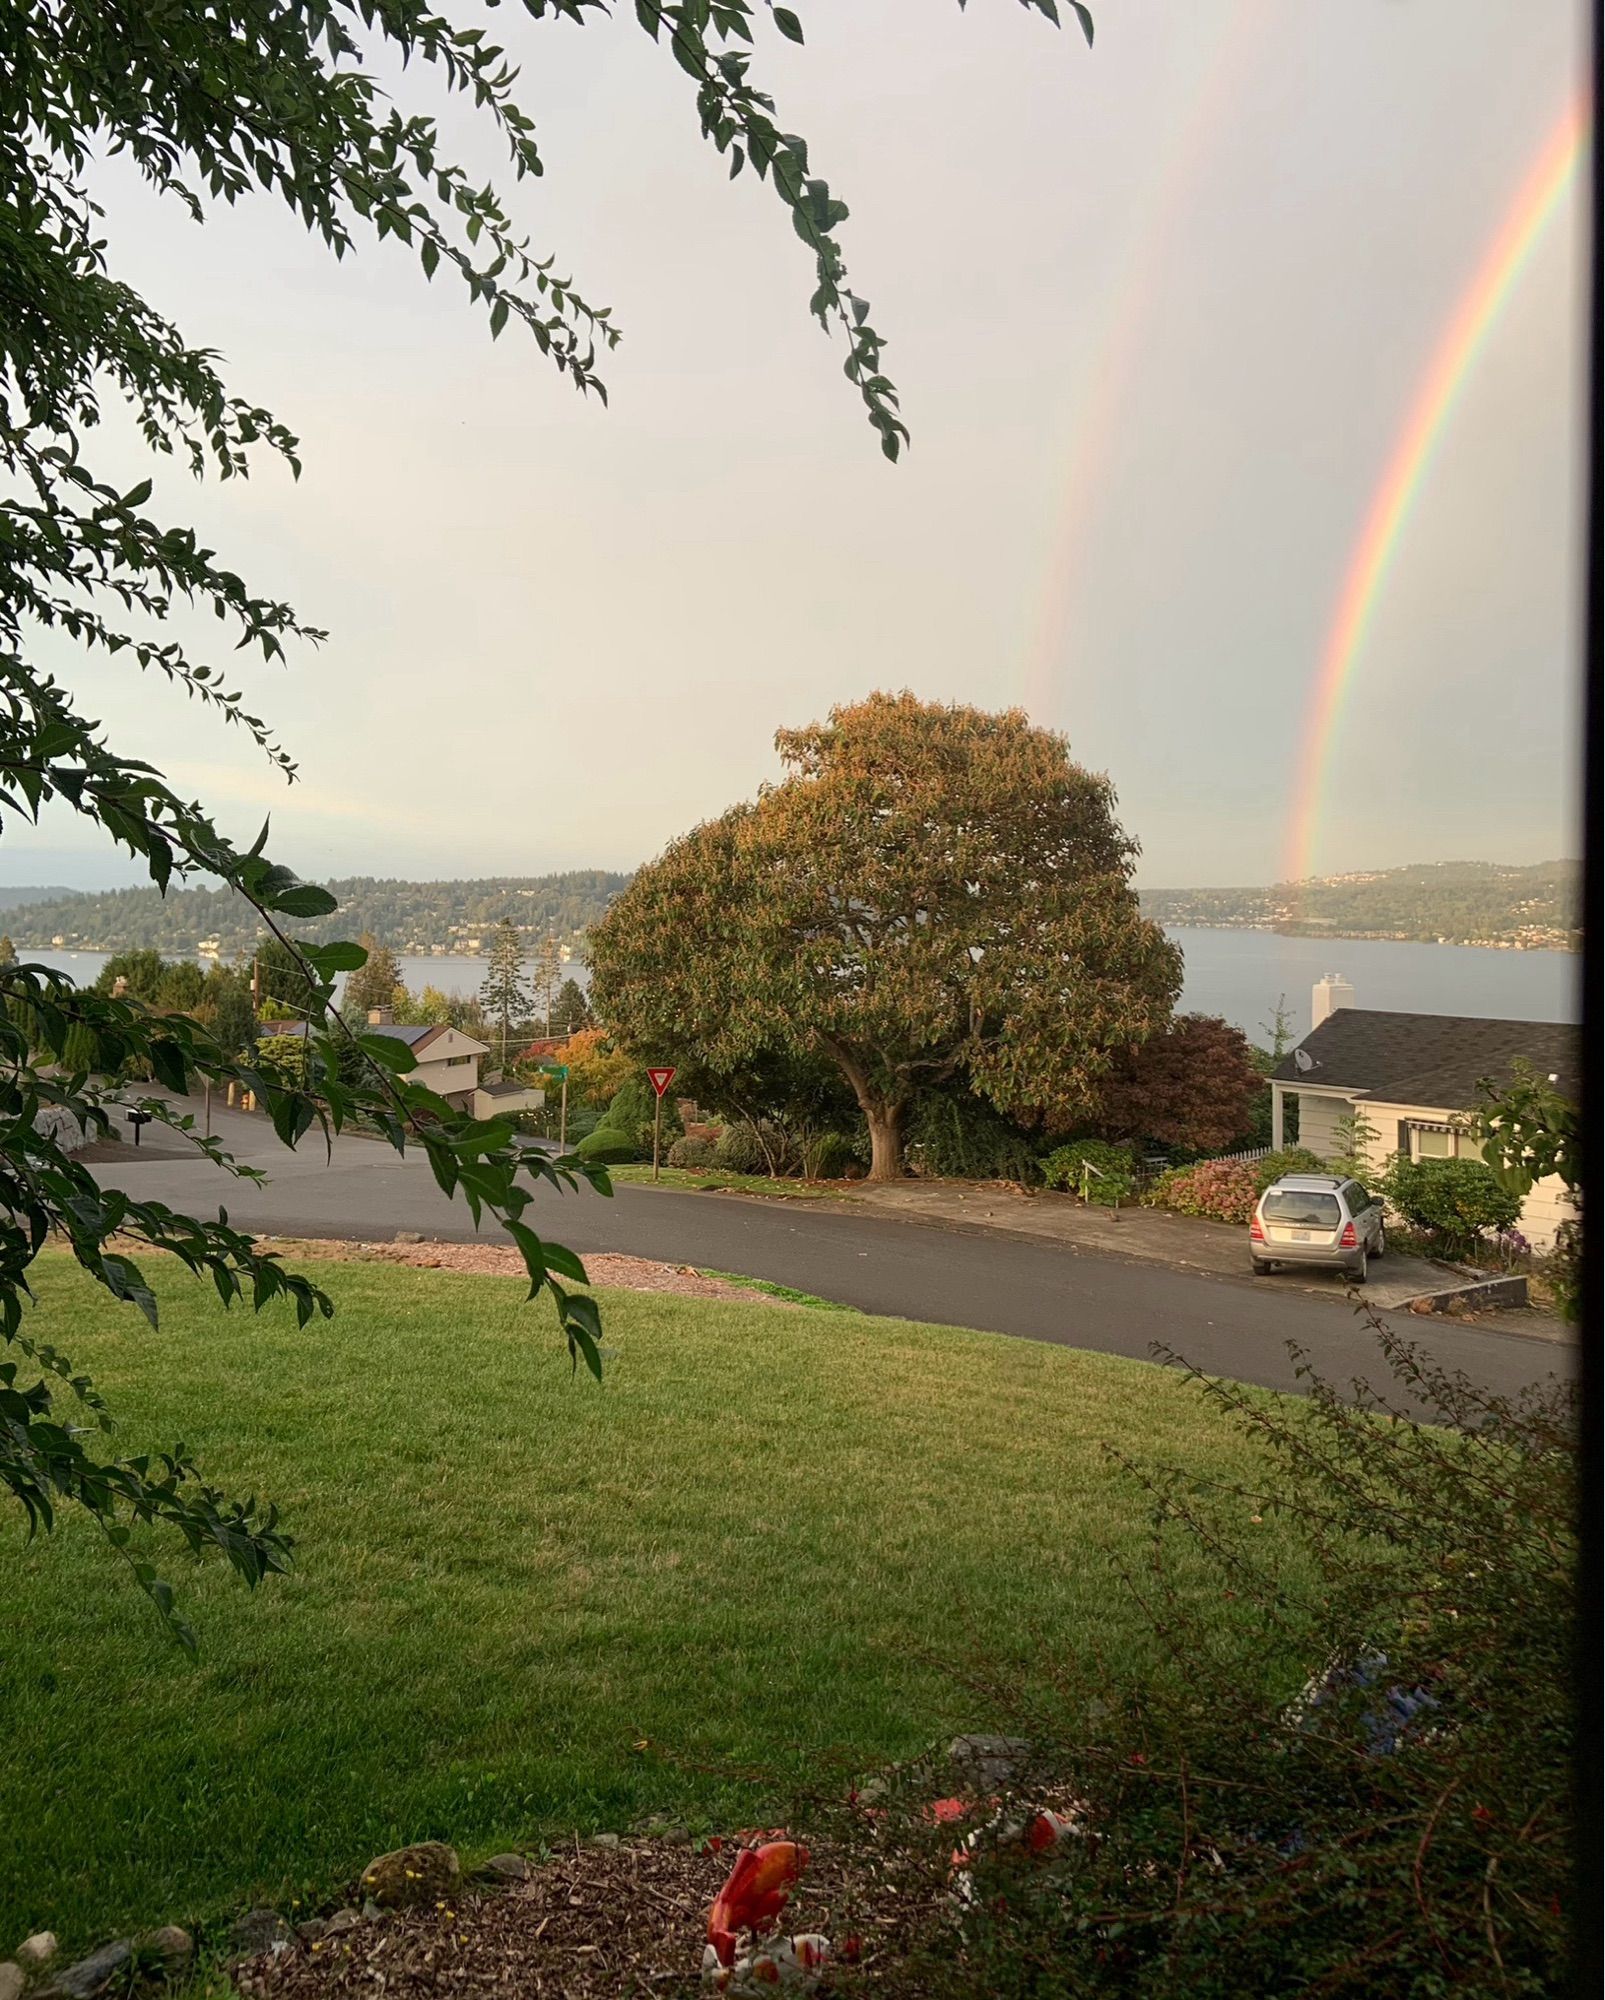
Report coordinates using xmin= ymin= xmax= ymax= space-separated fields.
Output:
xmin=1283 ymin=98 xmax=1588 ymax=887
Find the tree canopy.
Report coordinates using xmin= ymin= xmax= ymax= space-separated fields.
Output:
xmin=590 ymin=693 xmax=1179 ymax=1177
xmin=5 ymin=1 xmax=1095 ymax=1638
xmin=1088 ymin=1012 xmax=1263 ymax=1156
xmin=342 ymin=931 xmax=404 ymax=1018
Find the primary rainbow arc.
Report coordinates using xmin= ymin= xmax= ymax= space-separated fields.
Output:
xmin=1284 ymin=99 xmax=1587 ymax=889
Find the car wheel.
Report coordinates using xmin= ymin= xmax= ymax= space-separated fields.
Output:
xmin=1251 ymin=1258 xmax=1272 ymax=1276
xmin=1351 ymin=1247 xmax=1368 ymax=1285
xmin=1374 ymin=1223 xmax=1386 ymax=1259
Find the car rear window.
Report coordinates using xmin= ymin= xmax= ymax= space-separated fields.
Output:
xmin=1262 ymin=1191 xmax=1342 ymax=1226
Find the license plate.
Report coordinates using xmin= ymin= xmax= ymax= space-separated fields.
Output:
xmin=1292 ymin=1230 xmax=1311 ymax=1241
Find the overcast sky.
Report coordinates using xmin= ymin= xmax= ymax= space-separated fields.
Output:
xmin=9 ymin=0 xmax=1589 ymax=892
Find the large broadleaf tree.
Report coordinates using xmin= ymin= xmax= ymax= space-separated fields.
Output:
xmin=1 ymin=0 xmax=1085 ymax=1642
xmin=590 ymin=692 xmax=1178 ymax=1179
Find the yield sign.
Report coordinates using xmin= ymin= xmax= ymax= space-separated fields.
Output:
xmin=647 ymin=1066 xmax=677 ymax=1099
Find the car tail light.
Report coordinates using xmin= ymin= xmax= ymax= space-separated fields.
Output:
xmin=1340 ymin=1222 xmax=1358 ymax=1248
xmin=1250 ymin=1214 xmax=1265 ymax=1241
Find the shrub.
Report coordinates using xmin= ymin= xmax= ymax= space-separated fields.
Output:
xmin=254 ymin=1030 xmax=312 ymax=1091
xmin=1252 ymin=1145 xmax=1327 ymax=1192
xmin=1144 ymin=1156 xmax=1260 ymax=1224
xmin=1380 ymin=1155 xmax=1522 ymax=1256
xmin=713 ymin=1121 xmax=770 ymax=1175
xmin=667 ymin=1135 xmax=717 ymax=1169
xmin=573 ymin=1125 xmax=638 ymax=1165
xmin=600 ymin=1078 xmax=683 ymax=1156
xmin=1039 ymin=1138 xmax=1137 ymax=1203
xmin=906 ymin=1090 xmax=1040 ymax=1182
xmin=807 ymin=1324 xmax=1577 ymax=1997
xmin=803 ymin=1129 xmax=859 ymax=1180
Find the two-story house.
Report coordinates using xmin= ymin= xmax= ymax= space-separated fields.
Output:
xmin=263 ymin=1008 xmax=543 ymax=1120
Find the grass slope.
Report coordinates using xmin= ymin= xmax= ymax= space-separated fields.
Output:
xmin=1 ymin=1255 xmax=1292 ymax=1950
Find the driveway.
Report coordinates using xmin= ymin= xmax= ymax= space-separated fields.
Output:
xmin=81 ymin=1103 xmax=1573 ymax=1404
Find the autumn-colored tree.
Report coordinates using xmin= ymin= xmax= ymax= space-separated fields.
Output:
xmin=342 ymin=931 xmax=404 ymax=1018
xmin=589 ymin=694 xmax=1180 ymax=1179
xmin=1087 ymin=1012 xmax=1263 ymax=1155
xmin=563 ymin=1028 xmax=634 ymax=1110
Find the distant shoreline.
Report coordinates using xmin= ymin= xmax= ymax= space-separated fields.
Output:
xmin=1151 ymin=920 xmax=1579 ymax=954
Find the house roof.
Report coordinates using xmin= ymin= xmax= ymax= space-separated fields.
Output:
xmin=477 ymin=1078 xmax=538 ymax=1099
xmin=1271 ymin=1008 xmax=1580 ymax=1109
xmin=260 ymin=1020 xmax=445 ymax=1051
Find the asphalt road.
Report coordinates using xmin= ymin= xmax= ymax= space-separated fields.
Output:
xmin=88 ymin=1107 xmax=1571 ymax=1402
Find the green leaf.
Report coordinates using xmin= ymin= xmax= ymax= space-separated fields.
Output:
xmin=772 ymin=6 xmax=804 ymax=43
xmin=356 ymin=1034 xmax=417 ymax=1074
xmin=302 ymin=941 xmax=368 ymax=976
xmin=270 ymin=883 xmax=339 ymax=918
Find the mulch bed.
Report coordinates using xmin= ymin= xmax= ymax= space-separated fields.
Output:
xmin=234 ymin=1831 xmax=954 ymax=2000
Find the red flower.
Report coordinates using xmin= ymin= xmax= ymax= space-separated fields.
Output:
xmin=706 ymin=1841 xmax=809 ymax=1967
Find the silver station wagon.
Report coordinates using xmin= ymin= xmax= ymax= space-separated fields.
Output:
xmin=1250 ymin=1173 xmax=1386 ymax=1281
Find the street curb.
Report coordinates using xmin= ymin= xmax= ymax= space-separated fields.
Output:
xmin=1402 ymin=1272 xmax=1530 ymax=1316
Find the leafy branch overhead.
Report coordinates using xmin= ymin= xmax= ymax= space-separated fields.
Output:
xmin=7 ymin=2 xmax=1091 ymax=1641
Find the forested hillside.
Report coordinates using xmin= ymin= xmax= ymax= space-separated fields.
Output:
xmin=1142 ymin=860 xmax=1579 ymax=949
xmin=3 ymin=872 xmax=633 ymax=956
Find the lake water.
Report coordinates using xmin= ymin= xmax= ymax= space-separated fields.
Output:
xmin=18 ymin=930 xmax=1579 ymax=1044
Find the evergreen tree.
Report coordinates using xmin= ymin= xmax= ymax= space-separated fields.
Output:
xmin=552 ymin=978 xmax=593 ymax=1033
xmin=0 ymin=936 xmax=15 ymax=967
xmin=531 ymin=934 xmax=563 ymax=1034
xmin=155 ymin=960 xmax=207 ymax=1014
xmin=479 ymin=920 xmax=532 ymax=1073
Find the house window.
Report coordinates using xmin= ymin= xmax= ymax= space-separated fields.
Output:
xmin=1408 ymin=1124 xmax=1482 ymax=1163
xmin=446 ymin=1053 xmax=473 ymax=1067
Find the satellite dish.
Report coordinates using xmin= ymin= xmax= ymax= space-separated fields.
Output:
xmin=1294 ymin=1048 xmax=1316 ymax=1073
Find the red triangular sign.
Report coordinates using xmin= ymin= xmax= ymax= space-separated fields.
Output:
xmin=647 ymin=1066 xmax=677 ymax=1099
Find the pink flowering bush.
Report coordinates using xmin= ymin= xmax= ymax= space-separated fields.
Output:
xmin=1145 ymin=1158 xmax=1260 ymax=1224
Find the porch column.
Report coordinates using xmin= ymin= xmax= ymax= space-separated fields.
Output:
xmin=1271 ymin=1082 xmax=1286 ymax=1151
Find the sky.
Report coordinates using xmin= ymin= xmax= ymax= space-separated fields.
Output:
xmin=8 ymin=0 xmax=1590 ymax=893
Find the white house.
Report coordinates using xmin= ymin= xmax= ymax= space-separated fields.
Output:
xmin=1268 ymin=979 xmax=1579 ymax=1249
xmin=264 ymin=1008 xmax=544 ymax=1120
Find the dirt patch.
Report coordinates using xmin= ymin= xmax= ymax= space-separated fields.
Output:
xmin=263 ymin=1237 xmax=797 ymax=1308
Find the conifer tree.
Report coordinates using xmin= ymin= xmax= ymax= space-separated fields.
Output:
xmin=479 ymin=920 xmax=533 ymax=1072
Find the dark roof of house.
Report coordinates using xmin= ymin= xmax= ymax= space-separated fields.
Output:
xmin=260 ymin=1020 xmax=442 ymax=1049
xmin=477 ymin=1078 xmax=536 ymax=1098
xmin=1271 ymin=1008 xmax=1580 ymax=1109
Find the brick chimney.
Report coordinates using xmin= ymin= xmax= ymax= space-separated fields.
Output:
xmin=368 ymin=1005 xmax=394 ymax=1026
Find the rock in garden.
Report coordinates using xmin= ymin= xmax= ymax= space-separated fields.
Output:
xmin=588 ymin=1832 xmax=620 ymax=1850
xmin=359 ymin=1842 xmax=461 ymax=1910
xmin=229 ymin=1910 xmax=295 ymax=1957
xmin=16 ymin=1936 xmax=58 ymax=1971
xmin=468 ymin=1854 xmax=530 ymax=1886
xmin=0 ymin=1962 xmax=24 ymax=2000
xmin=42 ymin=1939 xmax=132 ymax=1999
xmin=142 ymin=1927 xmax=192 ymax=1970
xmin=321 ymin=1911 xmax=363 ymax=1938
xmin=949 ymin=1734 xmax=1033 ymax=1788
xmin=393 ymin=1231 xmax=422 ymax=1245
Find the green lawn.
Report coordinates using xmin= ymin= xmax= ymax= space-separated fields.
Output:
xmin=2 ymin=1254 xmax=1294 ymax=1952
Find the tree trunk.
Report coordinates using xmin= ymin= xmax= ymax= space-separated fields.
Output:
xmin=865 ymin=1101 xmax=906 ymax=1181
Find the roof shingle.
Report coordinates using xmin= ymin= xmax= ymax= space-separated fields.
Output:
xmin=1270 ymin=1008 xmax=1580 ymax=1109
